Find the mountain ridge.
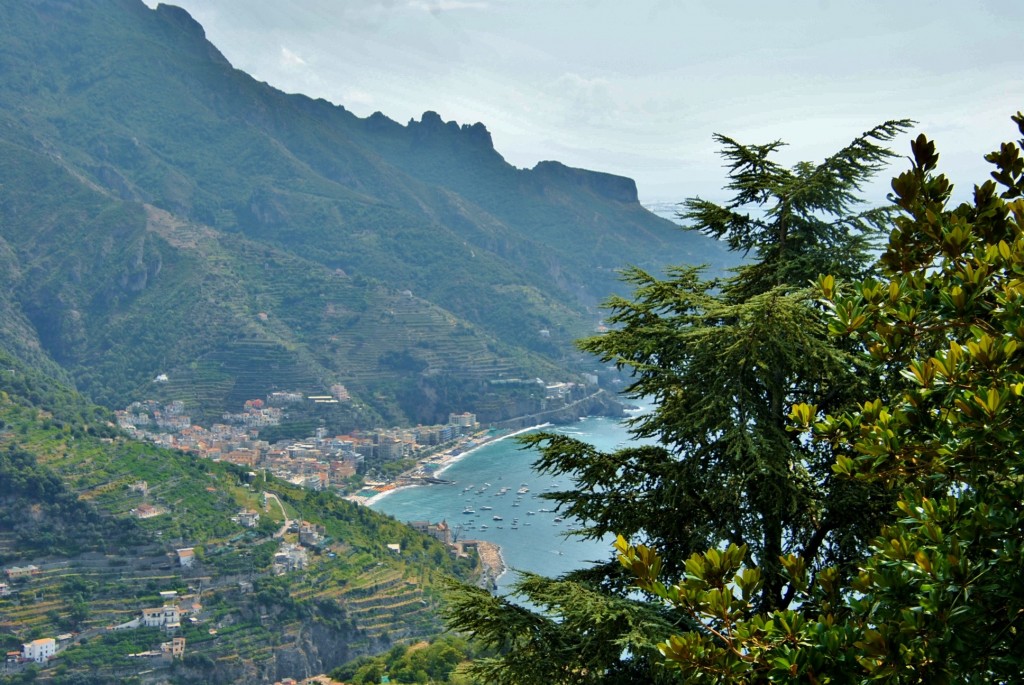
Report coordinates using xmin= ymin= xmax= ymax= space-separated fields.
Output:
xmin=0 ymin=0 xmax=731 ymax=427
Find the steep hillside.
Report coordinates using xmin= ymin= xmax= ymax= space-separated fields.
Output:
xmin=0 ymin=140 xmax=564 ymax=427
xmin=0 ymin=349 xmax=475 ymax=683
xmin=0 ymin=0 xmax=731 ymax=425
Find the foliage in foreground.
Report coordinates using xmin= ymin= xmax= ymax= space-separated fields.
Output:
xmin=444 ymin=121 xmax=913 ymax=682
xmin=331 ymin=635 xmax=481 ymax=684
xmin=446 ymin=114 xmax=1024 ymax=682
xmin=617 ymin=114 xmax=1024 ymax=682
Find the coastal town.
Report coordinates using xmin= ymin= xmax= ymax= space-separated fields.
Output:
xmin=120 ymin=388 xmax=544 ymax=556
xmin=110 ymin=383 xmax=585 ymax=582
xmin=116 ymin=391 xmax=478 ymax=496
xmin=114 ymin=378 xmax=596 ymax=501
xmin=0 ymin=380 xmax=601 ymax=672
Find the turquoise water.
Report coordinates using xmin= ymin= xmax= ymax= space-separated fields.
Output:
xmin=369 ymin=411 xmax=652 ymax=592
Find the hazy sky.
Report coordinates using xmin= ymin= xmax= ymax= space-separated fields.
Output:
xmin=146 ymin=0 xmax=1022 ymax=204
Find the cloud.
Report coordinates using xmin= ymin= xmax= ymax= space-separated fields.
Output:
xmin=279 ymin=46 xmax=306 ymax=68
xmin=550 ymin=72 xmax=618 ymax=126
xmin=344 ymin=88 xmax=375 ymax=107
xmin=407 ymin=0 xmax=488 ymax=13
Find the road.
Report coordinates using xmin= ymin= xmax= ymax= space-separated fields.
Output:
xmin=264 ymin=492 xmax=290 ymax=538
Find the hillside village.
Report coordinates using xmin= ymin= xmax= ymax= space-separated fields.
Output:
xmin=0 ymin=378 xmax=578 ymax=679
xmin=115 ymin=378 xmax=591 ymax=497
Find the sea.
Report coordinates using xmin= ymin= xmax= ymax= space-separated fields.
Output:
xmin=369 ymin=408 xmax=654 ymax=592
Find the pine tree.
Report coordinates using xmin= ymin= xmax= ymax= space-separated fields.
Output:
xmin=444 ymin=120 xmax=911 ymax=682
xmin=617 ymin=112 xmax=1024 ymax=684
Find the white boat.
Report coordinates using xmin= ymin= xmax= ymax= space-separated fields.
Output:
xmin=492 ymin=515 xmax=503 ymax=521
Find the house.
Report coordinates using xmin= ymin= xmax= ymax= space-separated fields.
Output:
xmin=4 ymin=565 xmax=41 ymax=580
xmin=298 ymin=521 xmax=325 ymax=547
xmin=132 ymin=503 xmax=163 ymax=519
xmin=141 ymin=608 xmax=164 ymax=628
xmin=409 ymin=520 xmax=451 ymax=546
xmin=176 ymin=548 xmax=195 ymax=568
xmin=160 ymin=637 xmax=186 ymax=659
xmin=162 ymin=605 xmax=181 ymax=631
xmin=237 ymin=509 xmax=260 ymax=528
xmin=178 ymin=596 xmax=202 ymax=616
xmin=22 ymin=637 xmax=55 ymax=663
xmin=141 ymin=605 xmax=181 ymax=631
xmin=0 ymin=582 xmax=10 ymax=597
xmin=272 ymin=544 xmax=308 ymax=574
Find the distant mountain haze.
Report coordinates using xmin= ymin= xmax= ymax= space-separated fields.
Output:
xmin=0 ymin=0 xmax=731 ymax=427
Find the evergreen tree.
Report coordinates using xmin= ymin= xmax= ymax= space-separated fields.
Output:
xmin=617 ymin=111 xmax=1024 ymax=683
xmin=444 ymin=121 xmax=910 ymax=682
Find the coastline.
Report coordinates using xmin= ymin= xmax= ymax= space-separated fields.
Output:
xmin=354 ymin=423 xmax=550 ymax=507
xmin=474 ymin=539 xmax=507 ymax=587
xmin=360 ymin=483 xmax=417 ymax=507
xmin=432 ymin=423 xmax=550 ymax=477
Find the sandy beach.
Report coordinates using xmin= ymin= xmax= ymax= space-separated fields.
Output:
xmin=432 ymin=423 xmax=550 ymax=477
xmin=353 ymin=423 xmax=550 ymax=506
xmin=475 ymin=540 xmax=507 ymax=586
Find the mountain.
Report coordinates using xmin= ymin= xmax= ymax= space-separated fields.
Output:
xmin=0 ymin=3 xmax=736 ymax=681
xmin=0 ymin=0 xmax=731 ymax=427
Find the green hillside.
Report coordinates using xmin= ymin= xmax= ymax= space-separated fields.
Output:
xmin=0 ymin=0 xmax=730 ymax=427
xmin=0 ymin=349 xmax=476 ymax=683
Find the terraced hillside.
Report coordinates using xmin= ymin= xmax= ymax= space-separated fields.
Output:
xmin=0 ymin=351 xmax=478 ymax=683
xmin=0 ymin=0 xmax=732 ymax=428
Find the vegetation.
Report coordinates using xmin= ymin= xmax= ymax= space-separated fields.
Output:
xmin=444 ymin=121 xmax=911 ymax=683
xmin=0 ymin=1 xmax=731 ymax=428
xmin=449 ymin=116 xmax=1024 ymax=682
xmin=332 ymin=635 xmax=483 ymax=684
xmin=610 ymin=114 xmax=1024 ymax=682
xmin=0 ymin=347 xmax=478 ymax=683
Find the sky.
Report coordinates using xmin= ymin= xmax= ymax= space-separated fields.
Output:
xmin=145 ymin=0 xmax=1023 ymax=205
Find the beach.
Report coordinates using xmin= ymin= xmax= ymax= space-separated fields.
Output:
xmin=369 ymin=413 xmax=651 ymax=594
xmin=353 ymin=423 xmax=550 ymax=507
xmin=474 ymin=540 xmax=506 ymax=587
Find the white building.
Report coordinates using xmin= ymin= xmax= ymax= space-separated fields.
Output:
xmin=448 ymin=411 xmax=477 ymax=428
xmin=176 ymin=548 xmax=195 ymax=568
xmin=141 ymin=605 xmax=181 ymax=631
xmin=237 ymin=509 xmax=260 ymax=528
xmin=22 ymin=637 xmax=56 ymax=663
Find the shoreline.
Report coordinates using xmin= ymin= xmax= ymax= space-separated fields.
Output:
xmin=474 ymin=539 xmax=507 ymax=587
xmin=355 ymin=423 xmax=550 ymax=507
xmin=432 ymin=423 xmax=550 ymax=477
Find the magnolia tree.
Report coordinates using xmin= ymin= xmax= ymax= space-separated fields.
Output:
xmin=617 ymin=113 xmax=1024 ymax=683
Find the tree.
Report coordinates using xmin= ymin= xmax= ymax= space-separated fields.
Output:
xmin=444 ymin=120 xmax=911 ymax=682
xmin=616 ymin=113 xmax=1024 ymax=682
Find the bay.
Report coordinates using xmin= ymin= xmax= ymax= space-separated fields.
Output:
xmin=369 ymin=410 xmax=652 ymax=592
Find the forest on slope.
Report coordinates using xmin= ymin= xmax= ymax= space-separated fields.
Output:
xmin=0 ymin=0 xmax=731 ymax=428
